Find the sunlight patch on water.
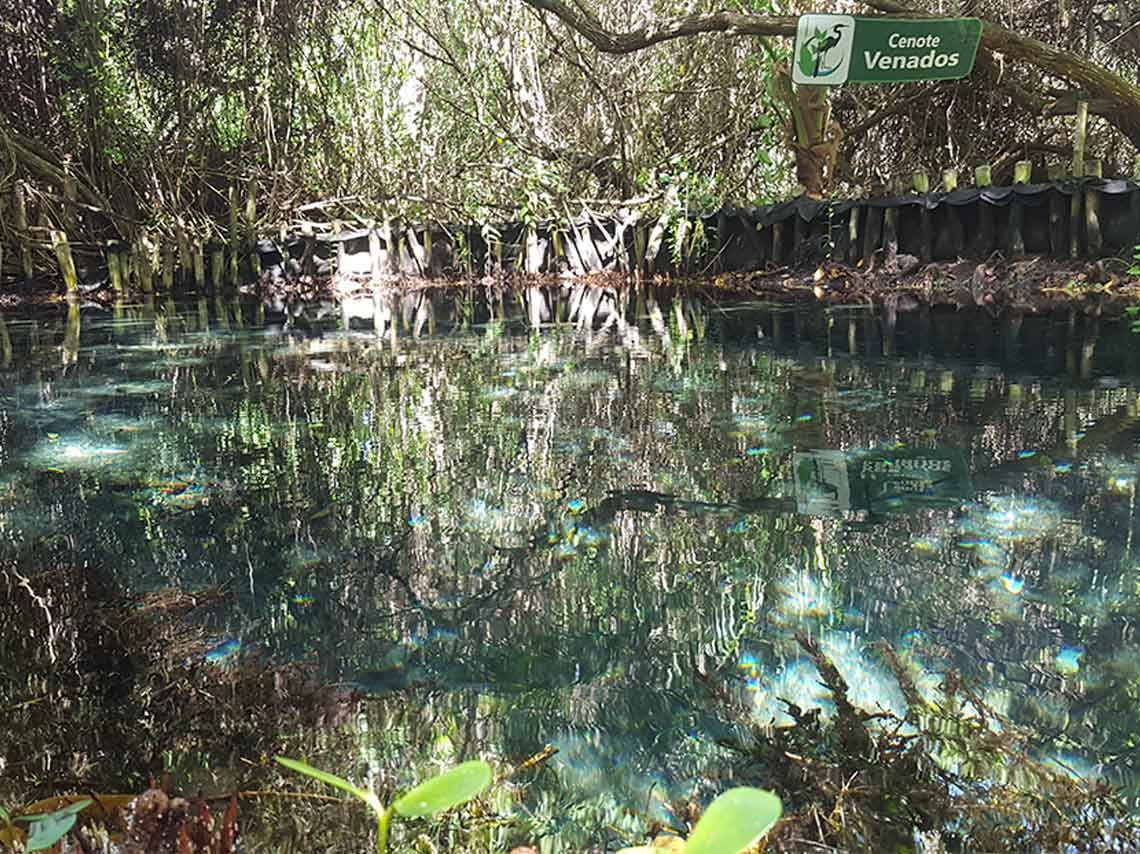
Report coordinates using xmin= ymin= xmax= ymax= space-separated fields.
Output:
xmin=22 ymin=433 xmax=135 ymax=473
xmin=747 ymin=631 xmax=908 ymax=727
xmin=773 ymin=571 xmax=832 ymax=620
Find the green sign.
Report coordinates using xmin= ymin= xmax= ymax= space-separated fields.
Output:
xmin=793 ymin=15 xmax=982 ymax=86
xmin=794 ymin=448 xmax=971 ymax=516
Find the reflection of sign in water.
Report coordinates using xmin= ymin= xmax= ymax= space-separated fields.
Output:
xmin=795 ymin=448 xmax=971 ymax=515
xmin=795 ymin=450 xmax=851 ymax=515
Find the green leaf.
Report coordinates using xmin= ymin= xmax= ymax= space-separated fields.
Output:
xmin=16 ymin=799 xmax=92 ymax=823
xmin=797 ymin=42 xmax=815 ymax=77
xmin=20 ymin=800 xmax=91 ymax=851
xmin=392 ymin=760 xmax=492 ymax=818
xmin=685 ymin=788 xmax=782 ymax=854
xmin=0 ymin=804 xmax=9 ymax=824
xmin=275 ymin=757 xmax=383 ymax=813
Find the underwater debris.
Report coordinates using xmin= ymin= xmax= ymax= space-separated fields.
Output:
xmin=711 ymin=635 xmax=1140 ymax=853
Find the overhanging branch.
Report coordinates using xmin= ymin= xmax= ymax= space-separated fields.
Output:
xmin=519 ymin=0 xmax=795 ymax=51
xmin=520 ymin=0 xmax=1140 ymax=147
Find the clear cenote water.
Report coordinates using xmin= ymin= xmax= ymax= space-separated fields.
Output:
xmin=1 ymin=291 xmax=1139 ymax=845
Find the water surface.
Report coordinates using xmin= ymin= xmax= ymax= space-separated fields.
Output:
xmin=1 ymin=292 xmax=1138 ymax=845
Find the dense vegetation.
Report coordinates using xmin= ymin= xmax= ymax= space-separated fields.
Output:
xmin=5 ymin=0 xmax=1140 ymax=268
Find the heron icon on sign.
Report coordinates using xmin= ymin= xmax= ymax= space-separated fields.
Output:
xmin=793 ymin=15 xmax=855 ymax=85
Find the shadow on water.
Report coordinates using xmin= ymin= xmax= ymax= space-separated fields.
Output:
xmin=2 ymin=285 xmax=1140 ymax=849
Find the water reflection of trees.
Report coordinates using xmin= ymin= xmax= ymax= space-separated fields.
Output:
xmin=2 ymin=291 xmax=1140 ymax=836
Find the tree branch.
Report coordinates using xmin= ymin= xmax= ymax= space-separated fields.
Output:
xmin=518 ymin=0 xmax=795 ymax=52
xmin=520 ymin=0 xmax=1140 ymax=146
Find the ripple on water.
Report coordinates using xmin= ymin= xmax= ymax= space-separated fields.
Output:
xmin=957 ymin=495 xmax=1063 ymax=545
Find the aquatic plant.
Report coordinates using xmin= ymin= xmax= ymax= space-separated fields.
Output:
xmin=6 ymin=799 xmax=91 ymax=851
xmin=717 ymin=633 xmax=1140 ymax=852
xmin=616 ymin=787 xmax=782 ymax=854
xmin=275 ymin=756 xmax=493 ymax=854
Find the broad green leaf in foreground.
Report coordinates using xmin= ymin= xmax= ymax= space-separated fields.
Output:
xmin=684 ymin=788 xmax=782 ymax=854
xmin=275 ymin=757 xmax=382 ymax=813
xmin=392 ymin=760 xmax=492 ymax=818
xmin=19 ymin=799 xmax=92 ymax=851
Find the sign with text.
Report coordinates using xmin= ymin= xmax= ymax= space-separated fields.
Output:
xmin=793 ymin=15 xmax=982 ymax=85
xmin=794 ymin=448 xmax=972 ymax=516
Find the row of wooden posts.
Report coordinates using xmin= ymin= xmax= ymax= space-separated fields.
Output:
xmin=801 ymin=154 xmax=1122 ymax=269
xmin=4 ymin=103 xmax=1134 ymax=289
xmin=6 ymin=177 xmax=265 ymax=295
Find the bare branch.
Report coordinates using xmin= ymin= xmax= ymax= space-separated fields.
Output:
xmin=517 ymin=0 xmax=796 ymax=52
xmin=520 ymin=0 xmax=1140 ymax=146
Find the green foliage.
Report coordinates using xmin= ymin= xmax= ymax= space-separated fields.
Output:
xmin=393 ymin=760 xmax=494 ymax=818
xmin=275 ymin=757 xmax=383 ymax=812
xmin=1125 ymin=305 xmax=1140 ymax=333
xmin=14 ymin=799 xmax=92 ymax=851
xmin=275 ymin=756 xmax=493 ymax=854
xmin=685 ymin=788 xmax=782 ymax=854
xmin=615 ymin=787 xmax=782 ymax=854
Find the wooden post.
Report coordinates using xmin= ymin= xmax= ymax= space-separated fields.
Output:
xmin=913 ymin=171 xmax=933 ymax=263
xmin=13 ymin=182 xmax=34 ymax=281
xmin=107 ymin=245 xmax=125 ymax=294
xmin=161 ymin=242 xmax=175 ymax=290
xmin=301 ymin=223 xmax=316 ymax=278
xmin=793 ymin=214 xmax=807 ymax=263
xmin=333 ymin=220 xmax=345 ymax=275
xmin=228 ymin=183 xmax=241 ymax=284
xmin=227 ymin=246 xmax=240 ymax=287
xmin=192 ymin=240 xmax=206 ymax=289
xmin=943 ymin=169 xmax=964 ymax=257
xmin=771 ymin=219 xmax=785 ymax=265
xmin=368 ymin=220 xmax=383 ymax=285
xmin=1008 ymin=160 xmax=1031 ymax=257
xmin=1070 ymin=101 xmax=1088 ymax=258
xmin=0 ymin=311 xmax=11 ymax=367
xmin=245 ymin=175 xmax=260 ymax=280
xmin=1131 ymin=156 xmax=1140 ymax=251
xmin=135 ymin=232 xmax=154 ymax=293
xmin=974 ymin=164 xmax=993 ymax=257
xmin=61 ymin=156 xmax=78 ymax=235
xmin=51 ymin=230 xmax=79 ymax=294
xmin=882 ymin=179 xmax=901 ymax=263
xmin=228 ymin=184 xmax=241 ymax=246
xmin=861 ymin=204 xmax=883 ymax=262
xmin=176 ymin=219 xmax=192 ymax=278
xmin=1084 ymin=158 xmax=1103 ymax=256
xmin=847 ymin=205 xmax=861 ymax=264
xmin=210 ymin=245 xmax=225 ymax=291
xmin=1048 ymin=163 xmax=1067 ymax=256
